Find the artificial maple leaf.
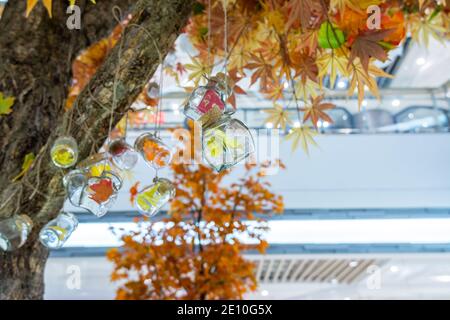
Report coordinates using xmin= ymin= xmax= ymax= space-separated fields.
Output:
xmin=130 ymin=183 xmax=151 ymax=208
xmin=409 ymin=14 xmax=447 ymax=47
xmin=331 ymin=0 xmax=381 ymax=16
xmin=262 ymin=4 xmax=285 ymax=34
xmin=317 ymin=21 xmax=345 ymax=49
xmin=42 ymin=0 xmax=52 ymax=17
xmin=349 ymin=29 xmax=395 ymax=73
xmin=333 ymin=8 xmax=368 ymax=40
xmin=286 ymin=126 xmax=318 ymax=154
xmin=176 ymin=62 xmax=186 ymax=76
xmin=263 ymin=81 xmax=284 ymax=101
xmin=89 ymin=179 xmax=114 ymax=204
xmin=301 ymin=95 xmax=335 ymax=129
xmin=26 ymin=0 xmax=52 ymax=17
xmin=263 ymin=104 xmax=292 ymax=130
xmin=69 ymin=0 xmax=96 ymax=7
xmin=245 ymin=53 xmax=273 ymax=90
xmin=0 ymin=92 xmax=15 ymax=116
xmin=295 ymin=29 xmax=319 ymax=53
xmin=229 ymin=47 xmax=251 ymax=71
xmin=330 ymin=0 xmax=362 ymax=15
xmin=225 ymin=69 xmax=246 ymax=109
xmin=380 ymin=9 xmax=406 ymax=46
xmin=185 ymin=56 xmax=212 ymax=85
xmin=294 ymin=78 xmax=320 ymax=102
xmin=286 ymin=0 xmax=325 ymax=31
xmin=26 ymin=0 xmax=39 ymax=17
xmin=291 ymin=50 xmax=318 ymax=84
xmin=317 ymin=49 xmax=349 ymax=88
xmin=347 ymin=58 xmax=393 ymax=107
xmin=12 ymin=153 xmax=35 ymax=182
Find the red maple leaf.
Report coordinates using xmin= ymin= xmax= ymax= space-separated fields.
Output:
xmin=349 ymin=29 xmax=395 ymax=73
xmin=89 ymin=179 xmax=114 ymax=204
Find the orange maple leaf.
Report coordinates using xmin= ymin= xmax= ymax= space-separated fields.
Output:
xmin=301 ymin=95 xmax=335 ymax=129
xmin=89 ymin=179 xmax=114 ymax=204
xmin=130 ymin=181 xmax=140 ymax=205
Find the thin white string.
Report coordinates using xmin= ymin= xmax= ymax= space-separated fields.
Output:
xmin=155 ymin=63 xmax=164 ymax=138
xmin=207 ymin=0 xmax=212 ymax=75
xmin=223 ymin=0 xmax=228 ymax=84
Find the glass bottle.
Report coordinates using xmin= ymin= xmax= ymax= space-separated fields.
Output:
xmin=147 ymin=82 xmax=160 ymax=99
xmin=39 ymin=212 xmax=78 ymax=249
xmin=0 ymin=215 xmax=33 ymax=252
xmin=72 ymin=154 xmax=122 ymax=217
xmin=202 ymin=116 xmax=255 ymax=172
xmin=209 ymin=73 xmax=235 ymax=115
xmin=108 ymin=139 xmax=138 ymax=171
xmin=79 ymin=170 xmax=122 ymax=218
xmin=134 ymin=133 xmax=172 ymax=170
xmin=50 ymin=136 xmax=78 ymax=168
xmin=77 ymin=153 xmax=114 ymax=177
xmin=183 ymin=79 xmax=226 ymax=123
xmin=63 ymin=169 xmax=88 ymax=207
xmin=135 ymin=178 xmax=175 ymax=217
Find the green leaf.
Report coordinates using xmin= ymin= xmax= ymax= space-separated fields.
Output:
xmin=0 ymin=92 xmax=15 ymax=116
xmin=318 ymin=21 xmax=345 ymax=49
xmin=12 ymin=153 xmax=35 ymax=182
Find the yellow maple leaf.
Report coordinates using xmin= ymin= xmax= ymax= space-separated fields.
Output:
xmin=185 ymin=56 xmax=212 ymax=85
xmin=42 ymin=0 xmax=52 ymax=17
xmin=263 ymin=104 xmax=292 ymax=130
xmin=286 ymin=126 xmax=318 ymax=155
xmin=294 ymin=78 xmax=320 ymax=102
xmin=330 ymin=0 xmax=360 ymax=14
xmin=12 ymin=152 xmax=35 ymax=182
xmin=317 ymin=49 xmax=349 ymax=88
xmin=409 ymin=14 xmax=447 ymax=47
xmin=26 ymin=0 xmax=39 ymax=17
xmin=0 ymin=92 xmax=15 ymax=116
xmin=25 ymin=0 xmax=51 ymax=17
xmin=347 ymin=58 xmax=393 ymax=108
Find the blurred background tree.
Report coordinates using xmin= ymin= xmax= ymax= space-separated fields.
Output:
xmin=107 ymin=127 xmax=284 ymax=299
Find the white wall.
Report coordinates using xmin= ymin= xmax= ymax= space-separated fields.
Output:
xmin=65 ymin=133 xmax=450 ymax=212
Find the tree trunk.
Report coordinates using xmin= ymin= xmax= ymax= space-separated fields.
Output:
xmin=0 ymin=0 xmax=193 ymax=299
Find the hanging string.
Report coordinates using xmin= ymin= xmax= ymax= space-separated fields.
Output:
xmin=155 ymin=61 xmax=164 ymax=139
xmin=123 ymin=18 xmax=164 ymax=139
xmin=123 ymin=110 xmax=129 ymax=140
xmin=110 ymin=7 xmax=125 ymax=138
xmin=207 ymin=0 xmax=212 ymax=76
xmin=223 ymin=0 xmax=228 ymax=84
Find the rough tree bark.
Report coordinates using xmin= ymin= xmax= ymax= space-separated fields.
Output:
xmin=0 ymin=0 xmax=194 ymax=299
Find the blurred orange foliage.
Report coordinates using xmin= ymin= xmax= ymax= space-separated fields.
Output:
xmin=107 ymin=127 xmax=284 ymax=300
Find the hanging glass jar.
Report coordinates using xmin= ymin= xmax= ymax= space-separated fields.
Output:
xmin=68 ymin=153 xmax=123 ymax=218
xmin=135 ymin=178 xmax=175 ymax=217
xmin=77 ymin=153 xmax=114 ymax=177
xmin=134 ymin=133 xmax=172 ymax=170
xmin=108 ymin=138 xmax=138 ymax=171
xmin=50 ymin=136 xmax=78 ymax=168
xmin=63 ymin=169 xmax=88 ymax=207
xmin=209 ymin=73 xmax=235 ymax=116
xmin=183 ymin=75 xmax=228 ymax=123
xmin=147 ymin=82 xmax=160 ymax=99
xmin=0 ymin=215 xmax=33 ymax=252
xmin=39 ymin=212 xmax=78 ymax=249
xmin=202 ymin=116 xmax=255 ymax=172
xmin=78 ymin=170 xmax=122 ymax=218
